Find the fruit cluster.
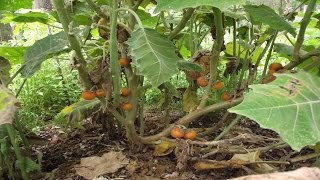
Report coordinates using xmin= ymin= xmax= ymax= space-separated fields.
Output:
xmin=81 ymin=89 xmax=106 ymax=100
xmin=170 ymin=126 xmax=197 ymax=140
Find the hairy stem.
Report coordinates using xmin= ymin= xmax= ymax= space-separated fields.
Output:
xmin=292 ymin=0 xmax=316 ymax=63
xmin=168 ymin=8 xmax=194 ymax=40
xmin=52 ymin=0 xmax=92 ymax=89
xmin=198 ymin=7 xmax=224 ymax=109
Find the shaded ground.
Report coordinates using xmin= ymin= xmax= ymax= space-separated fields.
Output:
xmin=30 ymin=110 xmax=316 ymax=180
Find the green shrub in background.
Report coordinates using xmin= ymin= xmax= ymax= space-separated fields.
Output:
xmin=9 ymin=59 xmax=81 ymax=130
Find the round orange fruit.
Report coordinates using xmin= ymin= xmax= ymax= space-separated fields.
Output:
xmin=81 ymin=90 xmax=96 ymax=100
xmin=170 ymin=126 xmax=185 ymax=139
xmin=119 ymin=58 xmax=130 ymax=67
xmin=120 ymin=87 xmax=130 ymax=97
xmin=212 ymin=81 xmax=224 ymax=90
xmin=184 ymin=129 xmax=197 ymax=140
xmin=221 ymin=92 xmax=232 ymax=101
xmin=120 ymin=102 xmax=133 ymax=111
xmin=196 ymin=76 xmax=208 ymax=87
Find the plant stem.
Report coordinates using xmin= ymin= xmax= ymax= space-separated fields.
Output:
xmin=214 ymin=115 xmax=242 ymax=141
xmin=261 ymin=33 xmax=277 ymax=78
xmin=5 ymin=124 xmax=29 ymax=180
xmin=168 ymin=8 xmax=194 ymax=40
xmin=85 ymin=0 xmax=108 ymax=19
xmin=109 ymin=0 xmax=121 ymax=106
xmin=51 ymin=0 xmax=92 ymax=89
xmin=292 ymin=0 xmax=316 ymax=63
xmin=140 ymin=97 xmax=243 ymax=143
xmin=198 ymin=7 xmax=224 ymax=109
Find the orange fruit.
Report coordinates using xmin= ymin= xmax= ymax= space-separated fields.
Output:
xmin=262 ymin=74 xmax=276 ymax=84
xmin=269 ymin=63 xmax=283 ymax=71
xmin=170 ymin=126 xmax=185 ymax=139
xmin=184 ymin=129 xmax=197 ymax=140
xmin=212 ymin=81 xmax=224 ymax=90
xmin=81 ymin=90 xmax=96 ymax=100
xmin=196 ymin=76 xmax=207 ymax=87
xmin=119 ymin=58 xmax=130 ymax=67
xmin=120 ymin=102 xmax=133 ymax=111
xmin=221 ymin=92 xmax=231 ymax=101
xmin=96 ymin=89 xmax=106 ymax=97
xmin=120 ymin=87 xmax=130 ymax=97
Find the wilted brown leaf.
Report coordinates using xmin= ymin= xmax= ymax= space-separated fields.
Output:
xmin=74 ymin=151 xmax=129 ymax=179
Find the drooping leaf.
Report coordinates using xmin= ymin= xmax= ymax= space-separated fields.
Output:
xmin=126 ymin=28 xmax=179 ymax=87
xmin=20 ymin=31 xmax=69 ymax=78
xmin=0 ymin=85 xmax=18 ymax=125
xmin=154 ymin=0 xmax=246 ymax=13
xmin=0 ymin=46 xmax=27 ymax=65
xmin=183 ymin=88 xmax=199 ymax=112
xmin=244 ymin=5 xmax=296 ymax=37
xmin=55 ymin=99 xmax=101 ymax=129
xmin=177 ymin=60 xmax=202 ymax=72
xmin=0 ymin=0 xmax=33 ymax=11
xmin=11 ymin=12 xmax=50 ymax=24
xmin=229 ymin=71 xmax=320 ymax=151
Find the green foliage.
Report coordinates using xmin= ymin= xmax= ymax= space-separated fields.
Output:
xmin=0 ymin=47 xmax=27 ymax=65
xmin=244 ymin=5 xmax=296 ymax=37
xmin=21 ymin=31 xmax=69 ymax=78
xmin=126 ymin=28 xmax=179 ymax=87
xmin=154 ymin=0 xmax=246 ymax=13
xmin=12 ymin=60 xmax=81 ymax=130
xmin=0 ymin=0 xmax=33 ymax=11
xmin=177 ymin=60 xmax=202 ymax=72
xmin=229 ymin=71 xmax=320 ymax=151
xmin=9 ymin=12 xmax=51 ymax=24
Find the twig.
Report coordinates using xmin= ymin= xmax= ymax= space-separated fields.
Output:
xmin=140 ymin=97 xmax=244 ymax=143
xmin=168 ymin=8 xmax=194 ymax=40
xmin=289 ymin=152 xmax=320 ymax=163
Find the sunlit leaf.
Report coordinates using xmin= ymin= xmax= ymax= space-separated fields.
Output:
xmin=229 ymin=71 xmax=320 ymax=151
xmin=126 ymin=28 xmax=179 ymax=87
xmin=244 ymin=5 xmax=296 ymax=37
xmin=0 ymin=46 xmax=27 ymax=65
xmin=0 ymin=85 xmax=18 ymax=125
xmin=154 ymin=0 xmax=246 ymax=13
xmin=11 ymin=12 xmax=50 ymax=24
xmin=0 ymin=0 xmax=33 ymax=11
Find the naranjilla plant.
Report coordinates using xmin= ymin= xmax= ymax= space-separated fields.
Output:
xmin=1 ymin=0 xmax=320 ymax=178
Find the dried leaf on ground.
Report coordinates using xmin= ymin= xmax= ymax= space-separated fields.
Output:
xmin=74 ymin=151 xmax=129 ymax=179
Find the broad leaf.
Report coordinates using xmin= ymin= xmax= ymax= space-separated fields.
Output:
xmin=0 ymin=85 xmax=18 ymax=125
xmin=136 ymin=9 xmax=158 ymax=28
xmin=229 ymin=71 xmax=320 ymax=150
xmin=224 ymin=42 xmax=263 ymax=63
xmin=0 ymin=46 xmax=27 ymax=65
xmin=20 ymin=31 xmax=69 ymax=78
xmin=154 ymin=0 xmax=246 ymax=13
xmin=126 ymin=28 xmax=179 ymax=87
xmin=183 ymin=88 xmax=199 ymax=112
xmin=177 ymin=60 xmax=202 ymax=72
xmin=274 ymin=43 xmax=307 ymax=59
xmin=11 ymin=12 xmax=50 ymax=24
xmin=244 ymin=5 xmax=296 ymax=37
xmin=55 ymin=99 xmax=101 ymax=129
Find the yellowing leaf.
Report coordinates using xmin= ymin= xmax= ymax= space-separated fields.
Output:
xmin=153 ymin=140 xmax=175 ymax=156
xmin=183 ymin=88 xmax=199 ymax=112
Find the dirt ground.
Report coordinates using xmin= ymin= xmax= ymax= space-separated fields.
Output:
xmin=28 ymin=110 xmax=316 ymax=180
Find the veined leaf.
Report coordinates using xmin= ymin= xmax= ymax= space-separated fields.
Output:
xmin=126 ymin=28 xmax=179 ymax=87
xmin=229 ymin=71 xmax=320 ymax=151
xmin=20 ymin=31 xmax=69 ymax=78
xmin=0 ymin=85 xmax=18 ymax=125
xmin=244 ymin=5 xmax=296 ymax=37
xmin=154 ymin=0 xmax=246 ymax=13
xmin=177 ymin=60 xmax=202 ymax=72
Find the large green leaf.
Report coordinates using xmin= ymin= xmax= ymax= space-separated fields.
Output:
xmin=0 ymin=46 xmax=27 ymax=65
xmin=11 ymin=12 xmax=50 ymax=24
xmin=244 ymin=5 xmax=296 ymax=37
xmin=126 ymin=28 xmax=179 ymax=87
xmin=154 ymin=0 xmax=246 ymax=13
xmin=229 ymin=71 xmax=320 ymax=151
xmin=0 ymin=85 xmax=18 ymax=125
xmin=20 ymin=31 xmax=69 ymax=78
